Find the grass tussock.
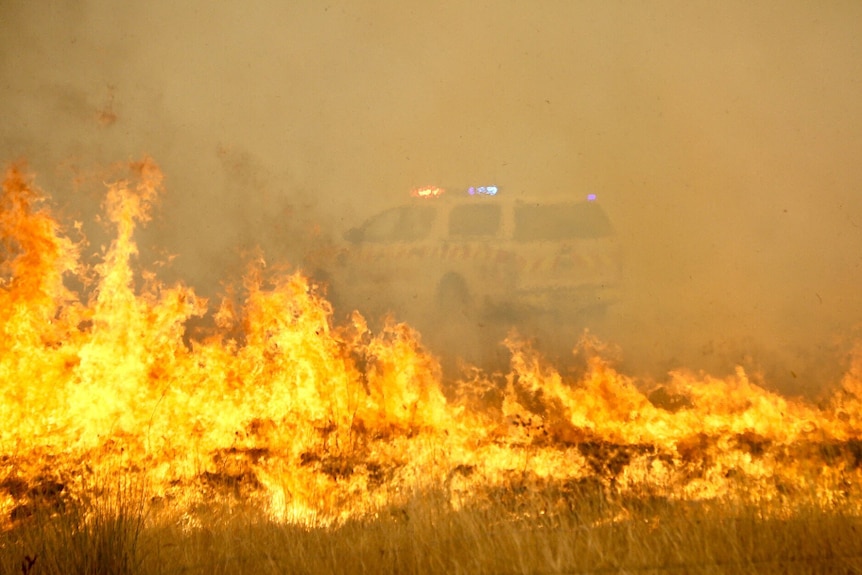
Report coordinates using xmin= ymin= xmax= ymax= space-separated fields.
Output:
xmin=1 ymin=478 xmax=146 ymax=575
xmin=2 ymin=479 xmax=862 ymax=575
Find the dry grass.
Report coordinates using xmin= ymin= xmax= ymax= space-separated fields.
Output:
xmin=2 ymin=480 xmax=862 ymax=575
xmin=1 ymin=478 xmax=145 ymax=575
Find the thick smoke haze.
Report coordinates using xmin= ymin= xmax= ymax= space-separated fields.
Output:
xmin=2 ymin=1 xmax=861 ymax=392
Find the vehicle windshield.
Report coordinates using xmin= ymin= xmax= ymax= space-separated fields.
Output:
xmin=361 ymin=205 xmax=437 ymax=242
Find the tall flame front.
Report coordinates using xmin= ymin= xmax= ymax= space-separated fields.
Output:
xmin=3 ymin=159 xmax=862 ymax=528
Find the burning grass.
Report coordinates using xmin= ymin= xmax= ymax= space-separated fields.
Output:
xmin=3 ymin=479 xmax=862 ymax=574
xmin=3 ymin=159 xmax=862 ymax=573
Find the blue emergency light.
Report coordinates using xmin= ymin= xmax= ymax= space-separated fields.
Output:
xmin=468 ymin=186 xmax=498 ymax=196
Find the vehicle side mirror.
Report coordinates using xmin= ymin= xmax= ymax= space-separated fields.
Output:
xmin=344 ymin=227 xmax=364 ymax=244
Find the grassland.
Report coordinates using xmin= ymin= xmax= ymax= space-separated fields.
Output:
xmin=2 ymin=476 xmax=862 ymax=575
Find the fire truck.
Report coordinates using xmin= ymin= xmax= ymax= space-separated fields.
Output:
xmin=325 ymin=185 xmax=622 ymax=348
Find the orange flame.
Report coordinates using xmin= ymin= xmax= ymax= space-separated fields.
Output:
xmin=1 ymin=159 xmax=862 ymax=527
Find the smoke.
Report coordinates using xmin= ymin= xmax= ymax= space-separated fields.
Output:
xmin=2 ymin=0 xmax=861 ymax=392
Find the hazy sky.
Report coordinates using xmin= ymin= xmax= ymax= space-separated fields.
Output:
xmin=2 ymin=1 xmax=861 ymax=387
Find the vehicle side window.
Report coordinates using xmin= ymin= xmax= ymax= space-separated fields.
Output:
xmin=514 ymin=202 xmax=613 ymax=241
xmin=362 ymin=206 xmax=436 ymax=242
xmin=448 ymin=204 xmax=501 ymax=237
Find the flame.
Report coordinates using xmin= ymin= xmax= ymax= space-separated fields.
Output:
xmin=2 ymin=159 xmax=862 ymax=529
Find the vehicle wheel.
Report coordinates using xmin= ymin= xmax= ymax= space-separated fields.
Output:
xmin=432 ymin=273 xmax=500 ymax=378
xmin=435 ymin=273 xmax=473 ymax=321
